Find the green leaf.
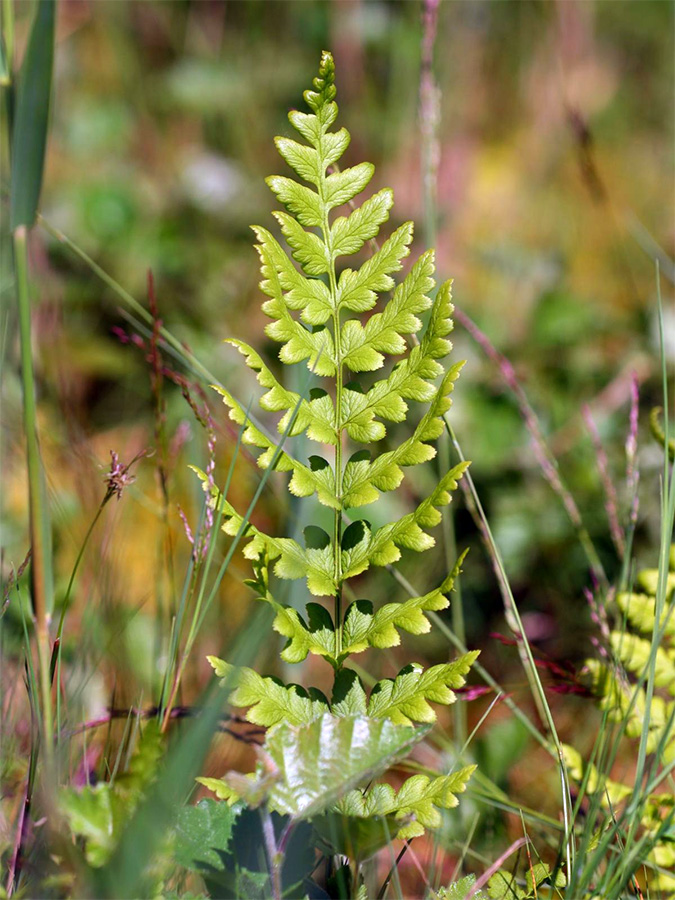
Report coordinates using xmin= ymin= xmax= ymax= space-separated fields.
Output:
xmin=438 ymin=875 xmax=488 ymax=900
xmin=10 ymin=0 xmax=56 ymax=229
xmin=194 ymin=56 xmax=478 ymax=858
xmin=610 ymin=631 xmax=675 ymax=691
xmin=60 ymin=723 xmax=165 ymax=868
xmin=266 ymin=714 xmax=429 ymax=819
xmin=487 ymin=871 xmax=526 ymax=900
xmin=330 ymin=188 xmax=394 ymax=258
xmin=367 ymin=460 xmax=470 ymax=564
xmin=342 ymin=552 xmax=466 ymax=656
xmin=246 ymin=560 xmax=336 ymax=663
xmin=341 ymin=357 xmax=464 ymax=508
xmin=525 ymin=862 xmax=565 ymax=892
xmin=266 ymin=175 xmax=322 ymax=227
xmin=174 ymin=799 xmax=238 ymax=872
xmin=341 ymin=460 xmax=469 ymax=573
xmin=196 ymin=470 xmax=339 ymax=596
xmin=341 ymin=250 xmax=435 ymax=373
xmin=337 ymin=222 xmax=413 ymax=314
xmin=367 ymin=653 xmax=479 ymax=726
xmin=272 ymin=210 xmax=330 ymax=279
xmin=331 ymin=668 xmax=367 ymax=716
xmin=194 ymin=777 xmax=243 ymax=806
xmin=208 ymin=656 xmax=329 ymax=726
xmin=561 ymin=744 xmax=632 ymax=806
xmin=637 ymin=564 xmax=675 ymax=597
xmin=616 ymin=590 xmax=675 ymax=638
xmin=209 ymin=388 xmax=299 ymax=470
xmin=60 ymin=784 xmax=116 ymax=867
xmin=334 ymin=765 xmax=476 ymax=839
xmin=323 ymin=162 xmax=374 ymax=209
xmin=275 ymin=129 xmax=350 ymax=185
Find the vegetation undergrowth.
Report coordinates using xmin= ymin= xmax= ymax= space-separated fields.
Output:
xmin=2 ymin=3 xmax=674 ymax=897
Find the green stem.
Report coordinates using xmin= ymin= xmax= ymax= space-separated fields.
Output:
xmin=322 ymin=195 xmax=344 ymax=665
xmin=440 ymin=434 xmax=466 ymax=746
xmin=53 ymin=502 xmax=105 ymax=655
xmin=14 ymin=225 xmax=53 ymax=771
xmin=1 ymin=0 xmax=14 ymax=70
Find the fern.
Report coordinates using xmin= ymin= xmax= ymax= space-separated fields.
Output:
xmin=566 ymin=546 xmax=675 ymax=893
xmin=197 ymin=51 xmax=477 ymax=852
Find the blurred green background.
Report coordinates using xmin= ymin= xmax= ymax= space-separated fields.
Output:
xmin=1 ymin=0 xmax=673 ymax=788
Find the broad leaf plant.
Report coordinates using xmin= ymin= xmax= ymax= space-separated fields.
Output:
xmin=196 ymin=51 xmax=478 ymax=857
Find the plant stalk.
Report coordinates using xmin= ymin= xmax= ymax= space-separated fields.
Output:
xmin=14 ymin=225 xmax=53 ymax=769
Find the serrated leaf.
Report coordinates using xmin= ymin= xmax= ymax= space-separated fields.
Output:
xmin=341 ymin=251 xmax=435 ymax=373
xmin=342 ymin=553 xmax=465 ymax=656
xmin=323 ymin=162 xmax=374 ymax=209
xmin=208 ymin=656 xmax=329 ymax=726
xmin=526 ymin=863 xmax=549 ymax=892
xmin=342 ymin=460 xmax=469 ymax=570
xmin=561 ymin=744 xmax=632 ymax=806
xmin=174 ymin=799 xmax=238 ymax=872
xmin=275 ymin=129 xmax=350 ymax=184
xmin=367 ymin=654 xmax=479 ymax=726
xmin=194 ymin=777 xmax=243 ymax=805
xmin=272 ymin=211 xmax=330 ymax=279
xmin=258 ymin=588 xmax=336 ymax=664
xmin=330 ymin=188 xmax=393 ymax=258
xmin=266 ymin=175 xmax=322 ymax=227
xmin=195 ymin=470 xmax=338 ymax=596
xmin=366 ymin=460 xmax=470 ymax=564
xmin=610 ymin=631 xmax=675 ymax=691
xmin=334 ymin=766 xmax=476 ymax=840
xmin=438 ymin=875 xmax=489 ymax=900
xmin=637 ymin=565 xmax=675 ymax=597
xmin=266 ymin=714 xmax=428 ymax=819
xmin=616 ymin=590 xmax=675 ymax=638
xmin=331 ymin=668 xmax=367 ymax=716
xmin=341 ymin=354 xmax=463 ymax=509
xmin=487 ymin=870 xmax=525 ymax=900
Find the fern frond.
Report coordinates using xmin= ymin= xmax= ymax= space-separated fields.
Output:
xmin=342 ymin=552 xmax=466 ymax=654
xmin=342 ymin=360 xmax=464 ymax=508
xmin=208 ymin=656 xmax=328 ymax=726
xmin=346 ymin=461 xmax=470 ymax=571
xmin=197 ymin=50 xmax=478 ymax=846
xmin=334 ymin=765 xmax=476 ymax=839
xmin=367 ymin=654 xmax=480 ymax=726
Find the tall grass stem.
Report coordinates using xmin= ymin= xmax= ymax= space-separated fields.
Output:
xmin=13 ymin=226 xmax=53 ymax=770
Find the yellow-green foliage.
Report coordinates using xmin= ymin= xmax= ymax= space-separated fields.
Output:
xmin=566 ymin=547 xmax=675 ymax=892
xmin=196 ymin=51 xmax=477 ymax=843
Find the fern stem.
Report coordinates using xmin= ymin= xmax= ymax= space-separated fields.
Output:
xmin=324 ymin=196 xmax=344 ymax=664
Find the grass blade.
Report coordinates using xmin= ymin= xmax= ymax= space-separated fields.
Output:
xmin=10 ymin=0 xmax=55 ymax=229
